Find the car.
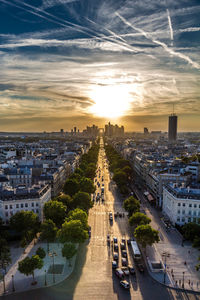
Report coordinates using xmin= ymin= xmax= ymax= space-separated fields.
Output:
xmin=120 ymin=242 xmax=125 ymax=250
xmin=109 ymin=212 xmax=113 ymax=221
xmin=121 ymin=238 xmax=126 ymax=244
xmin=120 ymin=280 xmax=130 ymax=289
xmin=121 ymin=250 xmax=127 ymax=258
xmin=107 ymin=234 xmax=110 ymax=242
xmin=122 ymin=258 xmax=128 ymax=266
xmin=121 ymin=267 xmax=130 ymax=276
xmin=114 ymin=243 xmax=119 ymax=252
xmin=118 ymin=212 xmax=122 ymax=218
xmin=127 ymin=238 xmax=135 ymax=245
xmin=113 ymin=252 xmax=119 ymax=260
xmin=114 ymin=213 xmax=117 ymax=218
xmin=113 ymin=237 xmax=118 ymax=243
xmin=112 ymin=261 xmax=118 ymax=269
xmin=128 ymin=266 xmax=135 ymax=274
xmin=115 ymin=268 xmax=125 ymax=279
xmin=137 ymin=264 xmax=144 ymax=272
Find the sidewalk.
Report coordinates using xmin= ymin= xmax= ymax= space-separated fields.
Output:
xmin=0 ymin=240 xmax=77 ymax=296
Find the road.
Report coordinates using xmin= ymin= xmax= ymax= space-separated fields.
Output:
xmin=2 ymin=138 xmax=199 ymax=300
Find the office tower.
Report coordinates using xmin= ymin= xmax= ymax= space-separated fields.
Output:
xmin=74 ymin=127 xmax=77 ymax=134
xmin=168 ymin=114 xmax=177 ymax=142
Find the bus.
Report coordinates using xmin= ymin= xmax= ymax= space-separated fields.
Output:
xmin=130 ymin=241 xmax=141 ymax=261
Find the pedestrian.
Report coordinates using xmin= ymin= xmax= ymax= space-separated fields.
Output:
xmin=188 ymin=279 xmax=190 ymax=286
xmin=175 ymin=280 xmax=177 ymax=286
xmin=184 ymin=261 xmax=187 ymax=265
xmin=171 ymin=269 xmax=173 ymax=274
xmin=179 ymin=279 xmax=181 ymax=286
xmin=172 ymin=274 xmax=174 ymax=280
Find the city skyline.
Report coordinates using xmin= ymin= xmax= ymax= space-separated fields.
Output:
xmin=0 ymin=0 xmax=200 ymax=132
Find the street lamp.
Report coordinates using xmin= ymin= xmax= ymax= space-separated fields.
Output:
xmin=44 ymin=269 xmax=47 ymax=286
xmin=49 ymin=251 xmax=57 ymax=284
xmin=11 ymin=275 xmax=15 ymax=292
xmin=182 ymin=271 xmax=185 ymax=288
xmin=162 ymin=252 xmax=170 ymax=284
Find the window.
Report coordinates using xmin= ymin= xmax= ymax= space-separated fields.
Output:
xmin=178 ymin=203 xmax=181 ymax=206
xmin=194 ymin=204 xmax=197 ymax=208
xmin=16 ymin=204 xmax=19 ymax=208
xmin=182 ymin=210 xmax=185 ymax=214
xmin=182 ymin=203 xmax=185 ymax=207
xmin=31 ymin=203 xmax=34 ymax=207
xmin=25 ymin=203 xmax=28 ymax=208
xmin=193 ymin=218 xmax=196 ymax=223
xmin=199 ymin=205 xmax=200 ymax=208
xmin=177 ymin=217 xmax=180 ymax=222
xmin=177 ymin=210 xmax=180 ymax=214
xmin=21 ymin=204 xmax=24 ymax=208
xmin=10 ymin=205 xmax=12 ymax=209
xmin=189 ymin=204 xmax=192 ymax=207
xmin=182 ymin=217 xmax=185 ymax=222
xmin=188 ymin=217 xmax=191 ymax=222
xmin=36 ymin=209 xmax=39 ymax=213
xmin=5 ymin=212 xmax=8 ymax=217
xmin=36 ymin=203 xmax=39 ymax=207
xmin=193 ymin=211 xmax=196 ymax=216
xmin=5 ymin=205 xmax=8 ymax=210
xmin=188 ymin=211 xmax=191 ymax=215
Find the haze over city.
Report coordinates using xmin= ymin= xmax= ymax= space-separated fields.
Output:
xmin=0 ymin=0 xmax=200 ymax=132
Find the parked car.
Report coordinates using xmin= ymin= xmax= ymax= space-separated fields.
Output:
xmin=122 ymin=258 xmax=128 ymax=266
xmin=121 ymin=238 xmax=126 ymax=244
xmin=120 ymin=242 xmax=125 ymax=250
xmin=113 ymin=252 xmax=119 ymax=260
xmin=107 ymin=235 xmax=110 ymax=243
xmin=113 ymin=237 xmax=118 ymax=243
xmin=114 ymin=244 xmax=119 ymax=252
xmin=109 ymin=212 xmax=113 ymax=221
xmin=120 ymin=280 xmax=130 ymax=289
xmin=137 ymin=264 xmax=144 ymax=273
xmin=115 ymin=268 xmax=125 ymax=279
xmin=128 ymin=266 xmax=135 ymax=274
xmin=121 ymin=250 xmax=127 ymax=258
xmin=121 ymin=267 xmax=130 ymax=276
xmin=112 ymin=261 xmax=118 ymax=269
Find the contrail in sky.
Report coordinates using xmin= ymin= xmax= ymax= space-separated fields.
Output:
xmin=167 ymin=9 xmax=173 ymax=46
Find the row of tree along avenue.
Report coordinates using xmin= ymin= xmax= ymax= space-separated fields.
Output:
xmin=104 ymin=144 xmax=132 ymax=195
xmin=2 ymin=140 xmax=99 ymax=285
xmin=104 ymin=142 xmax=159 ymax=252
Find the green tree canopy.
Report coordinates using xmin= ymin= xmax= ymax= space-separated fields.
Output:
xmin=80 ymin=177 xmax=96 ymax=194
xmin=43 ymin=200 xmax=66 ymax=227
xmin=18 ymin=255 xmax=43 ymax=281
xmin=58 ymin=219 xmax=88 ymax=243
xmin=0 ymin=238 xmax=11 ymax=271
xmin=182 ymin=222 xmax=200 ymax=241
xmin=113 ymin=171 xmax=127 ymax=186
xmin=67 ymin=208 xmax=89 ymax=230
xmin=36 ymin=247 xmax=46 ymax=259
xmin=62 ymin=243 xmax=77 ymax=266
xmin=73 ymin=191 xmax=93 ymax=212
xmin=56 ymin=194 xmax=73 ymax=210
xmin=40 ymin=219 xmax=58 ymax=251
xmin=123 ymin=196 xmax=140 ymax=217
xmin=10 ymin=211 xmax=39 ymax=239
xmin=129 ymin=212 xmax=151 ymax=227
xmin=122 ymin=165 xmax=132 ymax=177
xmin=134 ymin=224 xmax=160 ymax=248
xmin=63 ymin=178 xmax=80 ymax=196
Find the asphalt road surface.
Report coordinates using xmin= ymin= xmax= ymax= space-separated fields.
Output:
xmin=2 ymin=138 xmax=199 ymax=300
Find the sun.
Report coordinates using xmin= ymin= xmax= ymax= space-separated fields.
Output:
xmin=89 ymin=85 xmax=132 ymax=118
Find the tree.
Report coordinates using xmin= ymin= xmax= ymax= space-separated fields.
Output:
xmin=134 ymin=225 xmax=160 ymax=248
xmin=123 ymin=196 xmax=140 ymax=217
xmin=62 ymin=243 xmax=77 ymax=266
xmin=73 ymin=191 xmax=93 ymax=212
xmin=129 ymin=212 xmax=151 ymax=227
xmin=36 ymin=247 xmax=46 ymax=259
xmin=113 ymin=171 xmax=127 ymax=186
xmin=63 ymin=178 xmax=80 ymax=197
xmin=18 ymin=255 xmax=43 ymax=283
xmin=43 ymin=200 xmax=66 ymax=227
xmin=58 ymin=219 xmax=89 ymax=243
xmin=40 ymin=219 xmax=58 ymax=252
xmin=84 ymin=164 xmax=96 ymax=179
xmin=122 ymin=165 xmax=132 ymax=177
xmin=56 ymin=194 xmax=73 ymax=210
xmin=67 ymin=208 xmax=89 ymax=230
xmin=10 ymin=211 xmax=39 ymax=242
xmin=0 ymin=238 xmax=11 ymax=272
xmin=182 ymin=222 xmax=200 ymax=241
xmin=79 ymin=177 xmax=96 ymax=194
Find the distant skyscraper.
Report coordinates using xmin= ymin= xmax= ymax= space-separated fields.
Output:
xmin=168 ymin=114 xmax=177 ymax=142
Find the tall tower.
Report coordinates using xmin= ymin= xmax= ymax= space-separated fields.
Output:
xmin=168 ymin=114 xmax=177 ymax=142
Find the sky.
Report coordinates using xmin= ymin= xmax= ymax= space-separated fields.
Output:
xmin=0 ymin=0 xmax=200 ymax=132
